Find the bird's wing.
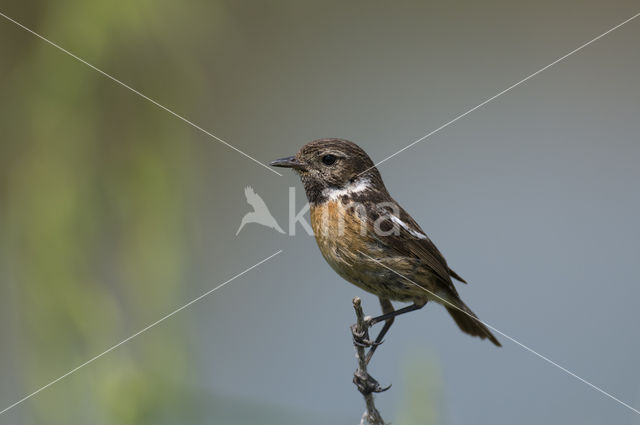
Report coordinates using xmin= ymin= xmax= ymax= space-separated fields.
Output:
xmin=448 ymin=267 xmax=467 ymax=283
xmin=368 ymin=201 xmax=461 ymax=296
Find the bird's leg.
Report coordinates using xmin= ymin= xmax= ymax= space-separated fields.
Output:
xmin=367 ymin=300 xmax=426 ymax=327
xmin=364 ymin=298 xmax=395 ymax=364
xmin=363 ymin=300 xmax=427 ymax=364
xmin=351 ymin=298 xmax=396 ymax=349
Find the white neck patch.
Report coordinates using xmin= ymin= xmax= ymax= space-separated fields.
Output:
xmin=322 ymin=178 xmax=371 ymax=201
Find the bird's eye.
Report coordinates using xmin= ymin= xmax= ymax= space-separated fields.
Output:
xmin=322 ymin=154 xmax=337 ymax=165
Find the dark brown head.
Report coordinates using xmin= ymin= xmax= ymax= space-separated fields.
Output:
xmin=271 ymin=138 xmax=387 ymax=204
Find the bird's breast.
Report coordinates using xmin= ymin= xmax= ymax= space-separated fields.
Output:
xmin=309 ymin=200 xmax=381 ymax=284
xmin=309 ymin=199 xmax=435 ymax=302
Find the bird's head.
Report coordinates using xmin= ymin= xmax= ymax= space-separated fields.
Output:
xmin=271 ymin=138 xmax=386 ymax=204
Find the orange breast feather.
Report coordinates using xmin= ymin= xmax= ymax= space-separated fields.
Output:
xmin=310 ymin=200 xmax=370 ymax=265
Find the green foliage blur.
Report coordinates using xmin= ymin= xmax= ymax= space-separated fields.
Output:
xmin=396 ymin=352 xmax=442 ymax=425
xmin=0 ymin=1 xmax=217 ymax=423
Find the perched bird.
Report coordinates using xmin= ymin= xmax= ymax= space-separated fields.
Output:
xmin=271 ymin=139 xmax=500 ymax=358
xmin=236 ymin=186 xmax=285 ymax=235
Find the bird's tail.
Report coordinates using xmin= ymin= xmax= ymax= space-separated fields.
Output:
xmin=446 ymin=301 xmax=501 ymax=347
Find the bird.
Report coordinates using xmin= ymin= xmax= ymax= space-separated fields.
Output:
xmin=271 ymin=138 xmax=500 ymax=360
xmin=236 ymin=186 xmax=285 ymax=235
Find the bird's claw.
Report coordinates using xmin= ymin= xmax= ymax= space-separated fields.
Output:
xmin=350 ymin=323 xmax=369 ymax=346
xmin=350 ymin=323 xmax=381 ymax=347
xmin=353 ymin=336 xmax=378 ymax=348
xmin=353 ymin=370 xmax=391 ymax=394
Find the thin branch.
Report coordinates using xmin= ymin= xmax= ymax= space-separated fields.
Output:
xmin=351 ymin=297 xmax=389 ymax=425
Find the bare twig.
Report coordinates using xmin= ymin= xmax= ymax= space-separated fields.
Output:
xmin=351 ymin=297 xmax=390 ymax=425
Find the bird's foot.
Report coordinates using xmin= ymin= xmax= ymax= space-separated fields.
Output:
xmin=353 ymin=370 xmax=391 ymax=395
xmin=350 ymin=323 xmax=381 ymax=347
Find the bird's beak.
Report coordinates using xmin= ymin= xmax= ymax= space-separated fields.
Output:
xmin=270 ymin=156 xmax=307 ymax=171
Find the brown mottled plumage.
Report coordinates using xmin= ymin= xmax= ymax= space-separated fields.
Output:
xmin=272 ymin=138 xmax=500 ymax=347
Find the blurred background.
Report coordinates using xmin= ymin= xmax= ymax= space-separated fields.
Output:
xmin=1 ymin=0 xmax=639 ymax=424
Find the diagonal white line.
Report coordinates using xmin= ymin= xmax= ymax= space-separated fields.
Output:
xmin=0 ymin=249 xmax=283 ymax=416
xmin=0 ymin=11 xmax=282 ymax=177
xmin=357 ymin=250 xmax=640 ymax=416
xmin=361 ymin=11 xmax=640 ymax=175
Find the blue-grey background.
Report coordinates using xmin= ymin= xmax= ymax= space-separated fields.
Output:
xmin=0 ymin=0 xmax=638 ymax=424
